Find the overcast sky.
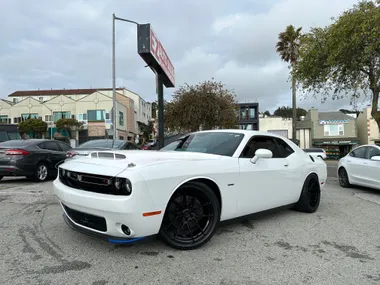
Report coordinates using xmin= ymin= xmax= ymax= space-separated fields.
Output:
xmin=0 ymin=0 xmax=372 ymax=113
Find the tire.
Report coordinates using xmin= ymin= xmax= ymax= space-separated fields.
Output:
xmin=293 ymin=174 xmax=321 ymax=213
xmin=338 ymin=167 xmax=351 ymax=188
xmin=159 ymin=181 xmax=221 ymax=250
xmin=33 ymin=163 xmax=49 ymax=182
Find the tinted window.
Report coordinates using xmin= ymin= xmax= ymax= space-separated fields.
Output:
xmin=57 ymin=141 xmax=71 ymax=151
xmin=78 ymin=140 xmax=124 ymax=149
xmin=350 ymin=147 xmax=367 ymax=159
xmin=303 ymin=148 xmax=324 ymax=153
xmin=44 ymin=141 xmax=60 ymax=151
xmin=367 ymin=147 xmax=380 ymax=159
xmin=160 ymin=140 xmax=183 ymax=151
xmin=159 ymin=132 xmax=244 ymax=156
xmin=274 ymin=137 xmax=295 ymax=158
xmin=241 ymin=136 xmax=283 ymax=158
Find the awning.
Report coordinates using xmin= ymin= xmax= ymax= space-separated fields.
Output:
xmin=313 ymin=138 xmax=360 ymax=145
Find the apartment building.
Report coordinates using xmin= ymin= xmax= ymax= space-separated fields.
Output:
xmin=0 ymin=88 xmax=153 ymax=144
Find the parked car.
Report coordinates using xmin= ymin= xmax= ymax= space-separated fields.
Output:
xmin=0 ymin=124 xmax=21 ymax=142
xmin=54 ymin=130 xmax=327 ymax=250
xmin=66 ymin=139 xmax=140 ymax=159
xmin=337 ymin=144 xmax=380 ymax=190
xmin=0 ymin=139 xmax=72 ymax=182
xmin=303 ymin=148 xmax=327 ymax=159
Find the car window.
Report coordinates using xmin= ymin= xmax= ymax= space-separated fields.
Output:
xmin=159 ymin=132 xmax=244 ymax=157
xmin=349 ymin=146 xmax=367 ymax=159
xmin=78 ymin=140 xmax=124 ymax=149
xmin=125 ymin=142 xmax=139 ymax=150
xmin=57 ymin=141 xmax=72 ymax=151
xmin=273 ymin=137 xmax=295 ymax=158
xmin=240 ymin=135 xmax=283 ymax=158
xmin=367 ymin=147 xmax=380 ymax=159
xmin=44 ymin=141 xmax=60 ymax=151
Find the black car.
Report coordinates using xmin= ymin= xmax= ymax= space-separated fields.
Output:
xmin=0 ymin=139 xmax=72 ymax=182
xmin=66 ymin=139 xmax=140 ymax=159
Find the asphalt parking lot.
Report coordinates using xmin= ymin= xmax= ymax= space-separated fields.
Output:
xmin=1 ymin=166 xmax=380 ymax=285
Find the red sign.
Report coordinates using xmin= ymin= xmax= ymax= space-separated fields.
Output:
xmin=150 ymin=28 xmax=175 ymax=87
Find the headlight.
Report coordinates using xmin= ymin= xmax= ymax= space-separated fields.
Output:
xmin=113 ymin=177 xmax=132 ymax=195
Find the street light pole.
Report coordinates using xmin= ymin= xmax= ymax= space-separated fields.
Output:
xmin=112 ymin=13 xmax=140 ymax=145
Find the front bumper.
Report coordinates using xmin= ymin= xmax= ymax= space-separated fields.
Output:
xmin=53 ymin=177 xmax=165 ymax=241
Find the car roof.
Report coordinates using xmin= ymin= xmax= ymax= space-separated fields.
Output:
xmin=182 ymin=129 xmax=290 ymax=139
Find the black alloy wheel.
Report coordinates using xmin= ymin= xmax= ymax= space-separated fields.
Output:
xmin=159 ymin=181 xmax=220 ymax=250
xmin=338 ymin=167 xmax=350 ymax=188
xmin=294 ymin=174 xmax=321 ymax=213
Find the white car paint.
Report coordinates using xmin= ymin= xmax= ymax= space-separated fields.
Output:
xmin=53 ymin=130 xmax=327 ymax=246
xmin=337 ymin=144 xmax=380 ymax=190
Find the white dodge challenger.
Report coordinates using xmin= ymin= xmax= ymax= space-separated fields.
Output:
xmin=53 ymin=130 xmax=327 ymax=250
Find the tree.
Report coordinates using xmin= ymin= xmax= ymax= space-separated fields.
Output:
xmin=18 ymin=118 xmax=47 ymax=138
xmin=273 ymin=106 xmax=307 ymax=119
xmin=276 ymin=24 xmax=303 ymax=140
xmin=137 ymin=121 xmax=154 ymax=143
xmin=56 ymin=118 xmax=83 ymax=138
xmin=263 ymin=110 xmax=271 ymax=117
xmin=164 ymin=79 xmax=239 ymax=132
xmin=294 ymin=0 xmax=380 ymax=131
xmin=151 ymin=102 xmax=157 ymax=119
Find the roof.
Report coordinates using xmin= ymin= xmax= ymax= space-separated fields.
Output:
xmin=318 ymin=111 xmax=355 ymax=121
xmin=296 ymin=119 xmax=312 ymax=129
xmin=7 ymin=88 xmax=125 ymax=97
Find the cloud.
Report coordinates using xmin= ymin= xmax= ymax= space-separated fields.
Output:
xmin=0 ymin=0 xmax=366 ymax=114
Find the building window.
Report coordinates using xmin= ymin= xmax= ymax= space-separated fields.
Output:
xmin=13 ymin=98 xmax=18 ymax=103
xmin=106 ymin=112 xmax=110 ymax=120
xmin=87 ymin=110 xmax=105 ymax=122
xmin=0 ymin=115 xmax=8 ymax=123
xmin=21 ymin=113 xmax=39 ymax=121
xmin=45 ymin=115 xmax=52 ymax=122
xmin=324 ymin=124 xmax=344 ymax=136
xmin=53 ymin=111 xmax=70 ymax=122
xmin=119 ymin=111 xmax=124 ymax=126
xmin=78 ymin=113 xmax=88 ymax=121
xmin=249 ymin=108 xmax=256 ymax=119
xmin=39 ymin=97 xmax=44 ymax=102
xmin=14 ymin=117 xmax=21 ymax=124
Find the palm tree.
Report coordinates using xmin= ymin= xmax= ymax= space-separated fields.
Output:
xmin=276 ymin=25 xmax=303 ymax=141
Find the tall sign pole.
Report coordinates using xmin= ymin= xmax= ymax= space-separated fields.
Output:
xmin=112 ymin=15 xmax=175 ymax=149
xmin=112 ymin=14 xmax=117 ymax=143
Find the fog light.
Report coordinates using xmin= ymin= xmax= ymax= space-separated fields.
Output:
xmin=121 ymin=225 xmax=131 ymax=235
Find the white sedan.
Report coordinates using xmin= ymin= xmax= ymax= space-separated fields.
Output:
xmin=337 ymin=144 xmax=380 ymax=190
xmin=53 ymin=130 xmax=327 ymax=250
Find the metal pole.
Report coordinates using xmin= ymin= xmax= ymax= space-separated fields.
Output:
xmin=157 ymin=73 xmax=164 ymax=149
xmin=112 ymin=13 xmax=117 ymax=144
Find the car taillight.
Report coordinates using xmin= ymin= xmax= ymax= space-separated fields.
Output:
xmin=6 ymin=149 xmax=30 ymax=155
xmin=66 ymin=151 xmax=78 ymax=158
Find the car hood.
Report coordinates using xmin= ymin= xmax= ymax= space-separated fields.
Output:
xmin=59 ymin=150 xmax=225 ymax=176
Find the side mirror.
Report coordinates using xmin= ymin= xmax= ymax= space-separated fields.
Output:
xmin=370 ymin=155 xmax=380 ymax=161
xmin=250 ymin=148 xmax=273 ymax=164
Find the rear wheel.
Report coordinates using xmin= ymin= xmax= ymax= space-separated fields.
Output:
xmin=33 ymin=163 xmax=49 ymax=182
xmin=294 ymin=174 xmax=321 ymax=213
xmin=338 ymin=167 xmax=351 ymax=188
xmin=159 ymin=181 xmax=221 ymax=250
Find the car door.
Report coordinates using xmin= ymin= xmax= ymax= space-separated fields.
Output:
xmin=345 ymin=146 xmax=369 ymax=186
xmin=236 ymin=135 xmax=300 ymax=217
xmin=365 ymin=146 xmax=380 ymax=189
xmin=43 ymin=141 xmax=66 ymax=172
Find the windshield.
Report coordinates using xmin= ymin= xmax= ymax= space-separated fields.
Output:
xmin=78 ymin=140 xmax=123 ymax=149
xmin=160 ymin=132 xmax=244 ymax=156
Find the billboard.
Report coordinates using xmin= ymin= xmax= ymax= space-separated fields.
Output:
xmin=137 ymin=24 xmax=175 ymax=88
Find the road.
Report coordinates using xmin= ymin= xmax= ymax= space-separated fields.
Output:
xmin=326 ymin=160 xmax=338 ymax=178
xmin=1 ymin=172 xmax=380 ymax=285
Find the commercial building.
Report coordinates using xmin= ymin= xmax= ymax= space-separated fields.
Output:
xmin=356 ymin=106 xmax=380 ymax=145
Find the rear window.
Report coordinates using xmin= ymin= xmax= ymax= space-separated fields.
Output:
xmin=78 ymin=140 xmax=124 ymax=149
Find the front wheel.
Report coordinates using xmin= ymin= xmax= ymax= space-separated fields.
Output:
xmin=293 ymin=174 xmax=321 ymax=213
xmin=159 ymin=181 xmax=221 ymax=250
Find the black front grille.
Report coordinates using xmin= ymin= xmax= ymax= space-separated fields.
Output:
xmin=59 ymin=168 xmax=121 ymax=195
xmin=63 ymin=204 xmax=107 ymax=232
